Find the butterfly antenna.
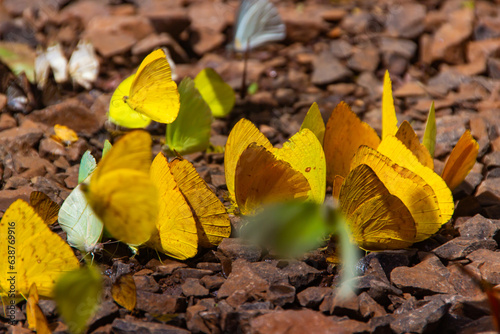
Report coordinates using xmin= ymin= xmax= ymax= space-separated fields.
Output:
xmin=239 ymin=46 xmax=250 ymax=100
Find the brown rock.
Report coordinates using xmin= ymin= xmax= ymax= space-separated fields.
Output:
xmin=390 ymin=298 xmax=451 ymax=334
xmin=135 ymin=291 xmax=186 ymax=315
xmin=280 ymin=261 xmax=321 ymax=288
xmin=430 ymin=8 xmax=474 ymax=64
xmin=297 ymin=287 xmax=332 ymax=308
xmin=391 ymin=254 xmax=456 ymax=295
xmin=112 ymin=317 xmax=190 ymax=334
xmin=186 ymin=299 xmax=220 ymax=334
xmin=476 ymin=178 xmax=500 ymax=206
xmin=312 ymin=51 xmax=352 ymax=86
xmin=85 ymin=16 xmax=154 ymax=57
xmin=347 ymin=44 xmax=379 ymax=72
xmin=321 ymin=9 xmax=347 ymax=22
xmin=466 ymin=249 xmax=500 ymax=285
xmin=218 ymin=259 xmax=269 ymax=308
xmin=131 ymin=32 xmax=188 ymax=62
xmin=386 ymin=3 xmax=426 ymax=39
xmin=0 ymin=119 xmax=44 ymax=152
xmin=60 ymin=0 xmax=110 ymax=26
xmin=0 ymin=112 xmax=16 ymax=131
xmin=172 ymin=268 xmax=214 ymax=282
xmin=358 ymin=292 xmax=386 ymax=318
xmin=433 ymin=237 xmax=497 ymax=261
xmin=200 ymin=275 xmax=225 ymax=290
xmin=139 ymin=1 xmax=190 ymax=37
xmin=133 ymin=275 xmax=160 ymax=293
xmin=447 ymin=264 xmax=483 ymax=297
xmin=249 ymin=309 xmax=349 ymax=334
xmin=182 ymin=278 xmax=209 ymax=297
xmin=456 ymin=214 xmax=500 ymax=239
xmin=218 ymin=238 xmax=262 ymax=262
xmin=394 ymin=81 xmax=427 ymax=98
xmin=191 ymin=30 xmax=225 ymax=55
xmin=281 ymin=7 xmax=325 ymax=43
xmin=329 ymin=39 xmax=353 ymax=59
xmin=28 ymin=100 xmax=104 ymax=135
xmin=156 ymin=262 xmax=188 ymax=276
xmin=0 ymin=186 xmax=34 ymax=214
xmin=340 ymin=10 xmax=373 ymax=35
xmin=266 ymin=283 xmax=295 ymax=307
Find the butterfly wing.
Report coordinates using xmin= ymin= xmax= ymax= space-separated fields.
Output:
xmin=126 ymin=50 xmax=180 ymax=124
xmin=395 ymin=121 xmax=434 ymax=169
xmin=441 ymin=130 xmax=479 ymax=191
xmin=170 ymin=158 xmax=231 ymax=248
xmin=147 ymin=153 xmax=198 ymax=260
xmin=377 ymin=135 xmax=454 ymax=233
xmin=30 ymin=191 xmax=59 ymax=225
xmin=300 ymin=102 xmax=325 ymax=144
xmin=234 ymin=0 xmax=286 ymax=52
xmin=339 ymin=164 xmax=416 ymax=251
xmin=225 ymin=118 xmax=273 ymax=205
xmin=235 ymin=143 xmax=311 ymax=215
xmin=0 ymin=200 xmax=79 ymax=299
xmin=352 ymin=145 xmax=443 ymax=242
xmin=58 ymin=184 xmax=103 ymax=254
xmin=324 ymin=101 xmax=380 ymax=182
xmin=274 ymin=128 xmax=326 ymax=204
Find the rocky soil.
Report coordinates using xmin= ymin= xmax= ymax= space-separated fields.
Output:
xmin=0 ymin=0 xmax=499 ymax=333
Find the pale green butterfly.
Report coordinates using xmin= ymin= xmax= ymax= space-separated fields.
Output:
xmin=165 ymin=77 xmax=212 ymax=155
xmin=58 ymin=146 xmax=111 ymax=256
xmin=194 ymin=68 xmax=235 ymax=118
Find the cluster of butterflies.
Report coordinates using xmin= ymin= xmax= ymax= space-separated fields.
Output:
xmin=225 ymin=71 xmax=479 ymax=252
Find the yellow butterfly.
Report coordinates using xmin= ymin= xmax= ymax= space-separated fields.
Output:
xmin=81 ymin=130 xmax=158 ymax=246
xmin=147 ymin=153 xmax=231 ymax=259
xmin=0 ymin=200 xmax=79 ymax=299
xmin=337 ymin=163 xmax=416 ymax=251
xmin=225 ymin=118 xmax=326 ymax=215
xmin=109 ymin=49 xmax=180 ymax=127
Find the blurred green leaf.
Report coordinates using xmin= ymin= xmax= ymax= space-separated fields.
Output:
xmin=0 ymin=41 xmax=36 ymax=82
xmin=194 ymin=68 xmax=235 ymax=118
xmin=247 ymin=82 xmax=258 ymax=95
xmin=54 ymin=265 xmax=103 ymax=334
xmin=165 ymin=77 xmax=212 ymax=155
xmin=102 ymin=140 xmax=112 ymax=158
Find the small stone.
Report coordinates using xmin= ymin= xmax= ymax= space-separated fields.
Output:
xmin=182 ymin=278 xmax=209 ymax=297
xmin=218 ymin=259 xmax=269 ymax=308
xmin=467 ymin=249 xmax=500 ymax=285
xmin=266 ymin=283 xmax=295 ymax=307
xmin=456 ymin=214 xmax=500 ymax=239
xmin=329 ymin=290 xmax=360 ymax=318
xmin=390 ymin=298 xmax=451 ymax=334
xmin=196 ymin=262 xmax=222 ymax=272
xmin=297 ymin=287 xmax=332 ymax=308
xmin=280 ymin=261 xmax=321 ymax=288
xmin=347 ymin=44 xmax=379 ymax=72
xmin=312 ymin=52 xmax=352 ymax=85
xmin=0 ymin=119 xmax=44 ymax=152
xmin=0 ymin=112 xmax=16 ymax=131
xmin=0 ymin=187 xmax=36 ymax=211
xmin=250 ymin=309 xmax=348 ymax=334
xmin=386 ymin=3 xmax=426 ymax=39
xmin=358 ymin=292 xmax=386 ymax=318
xmin=281 ymin=8 xmax=325 ymax=43
xmin=433 ymin=237 xmax=498 ymax=260
xmin=476 ymin=178 xmax=500 ymax=206
xmin=186 ymin=299 xmax=218 ymax=334
xmin=135 ymin=291 xmax=186 ymax=315
xmin=133 ymin=275 xmax=160 ymax=293
xmin=391 ymin=254 xmax=456 ymax=295
xmin=156 ymin=262 xmax=188 ymax=276
xmin=112 ymin=317 xmax=190 ymax=334
xmin=446 ymin=264 xmax=483 ymax=297
xmin=172 ymin=268 xmax=213 ymax=282
xmin=200 ymin=275 xmax=225 ymax=290
xmin=329 ymin=39 xmax=353 ymax=59
xmin=217 ymin=238 xmax=262 ymax=262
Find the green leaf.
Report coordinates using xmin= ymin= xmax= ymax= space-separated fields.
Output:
xmin=0 ymin=41 xmax=36 ymax=82
xmin=165 ymin=77 xmax=212 ymax=155
xmin=300 ymin=102 xmax=325 ymax=145
xmin=422 ymin=101 xmax=436 ymax=157
xmin=194 ymin=68 xmax=235 ymax=118
xmin=247 ymin=82 xmax=258 ymax=95
xmin=102 ymin=140 xmax=112 ymax=158
xmin=78 ymin=151 xmax=97 ymax=184
xmin=242 ymin=201 xmax=330 ymax=258
xmin=54 ymin=266 xmax=103 ymax=334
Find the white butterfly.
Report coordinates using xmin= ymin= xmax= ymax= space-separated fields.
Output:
xmin=68 ymin=40 xmax=100 ymax=90
xmin=233 ymin=0 xmax=286 ymax=52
